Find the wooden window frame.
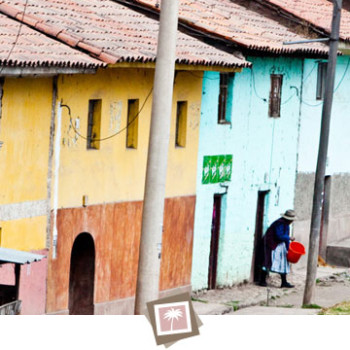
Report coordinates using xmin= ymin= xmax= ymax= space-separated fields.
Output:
xmin=126 ymin=99 xmax=139 ymax=149
xmin=218 ymin=73 xmax=234 ymax=124
xmin=268 ymin=74 xmax=283 ymax=118
xmin=86 ymin=99 xmax=102 ymax=150
xmin=175 ymin=101 xmax=187 ymax=148
xmin=316 ymin=62 xmax=327 ymax=101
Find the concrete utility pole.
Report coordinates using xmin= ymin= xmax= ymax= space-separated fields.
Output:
xmin=134 ymin=0 xmax=179 ymax=315
xmin=303 ymin=0 xmax=342 ymax=305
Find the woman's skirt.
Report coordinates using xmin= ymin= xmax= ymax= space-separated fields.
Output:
xmin=270 ymin=243 xmax=290 ymax=274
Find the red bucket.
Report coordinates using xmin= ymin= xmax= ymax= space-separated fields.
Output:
xmin=287 ymin=241 xmax=306 ymax=264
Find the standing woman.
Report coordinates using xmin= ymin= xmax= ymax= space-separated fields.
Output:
xmin=259 ymin=209 xmax=296 ymax=288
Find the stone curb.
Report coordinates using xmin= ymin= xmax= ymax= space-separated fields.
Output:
xmin=192 ymin=267 xmax=350 ymax=315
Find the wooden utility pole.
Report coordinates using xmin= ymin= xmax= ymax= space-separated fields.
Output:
xmin=303 ymin=0 xmax=342 ymax=305
xmin=134 ymin=0 xmax=179 ymax=315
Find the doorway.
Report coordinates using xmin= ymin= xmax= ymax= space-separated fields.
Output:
xmin=69 ymin=233 xmax=95 ymax=315
xmin=251 ymin=190 xmax=269 ymax=283
xmin=208 ymin=194 xmax=222 ymax=290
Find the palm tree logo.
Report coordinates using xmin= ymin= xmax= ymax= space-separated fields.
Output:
xmin=163 ymin=307 xmax=183 ymax=331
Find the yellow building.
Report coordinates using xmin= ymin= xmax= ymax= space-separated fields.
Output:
xmin=0 ymin=0 xmax=247 ymax=314
xmin=0 ymin=10 xmax=102 ymax=314
xmin=48 ymin=67 xmax=205 ymax=314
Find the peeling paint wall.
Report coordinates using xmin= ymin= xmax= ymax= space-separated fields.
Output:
xmin=0 ymin=77 xmax=52 ymax=251
xmin=47 ymin=68 xmax=202 ymax=314
xmin=0 ymin=68 xmax=202 ymax=314
xmin=0 ymin=77 xmax=52 ymax=314
xmin=55 ymin=69 xmax=201 ymax=208
xmin=192 ymin=57 xmax=303 ymax=290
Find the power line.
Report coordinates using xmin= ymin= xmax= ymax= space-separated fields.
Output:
xmin=298 ymin=57 xmax=350 ymax=107
xmin=171 ymin=58 xmax=349 ymax=109
xmin=60 ymin=87 xmax=153 ymax=143
xmin=251 ymin=68 xmax=267 ymax=102
xmin=281 ymin=89 xmax=297 ymax=105
xmin=302 ymin=61 xmax=318 ymax=83
xmin=301 ymin=99 xmax=323 ymax=107
xmin=334 ymin=56 xmax=350 ymax=92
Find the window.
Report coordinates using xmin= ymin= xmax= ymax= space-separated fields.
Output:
xmin=175 ymin=101 xmax=187 ymax=147
xmin=87 ymin=99 xmax=102 ymax=150
xmin=268 ymin=74 xmax=283 ymax=118
xmin=126 ymin=99 xmax=139 ymax=149
xmin=218 ymin=73 xmax=234 ymax=124
xmin=316 ymin=62 xmax=327 ymax=100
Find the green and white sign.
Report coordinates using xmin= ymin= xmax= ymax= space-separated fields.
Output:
xmin=202 ymin=154 xmax=233 ymax=184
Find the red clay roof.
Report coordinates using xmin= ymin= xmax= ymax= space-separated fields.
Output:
xmin=0 ymin=12 xmax=103 ymax=68
xmin=0 ymin=0 xmax=249 ymax=68
xmin=260 ymin=0 xmax=350 ymax=42
xmin=128 ymin=0 xmax=330 ymax=55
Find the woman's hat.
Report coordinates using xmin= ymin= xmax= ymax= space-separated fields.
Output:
xmin=281 ymin=209 xmax=296 ymax=221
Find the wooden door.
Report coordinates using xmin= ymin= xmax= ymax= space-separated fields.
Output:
xmin=208 ymin=194 xmax=222 ymax=290
xmin=251 ymin=190 xmax=269 ymax=283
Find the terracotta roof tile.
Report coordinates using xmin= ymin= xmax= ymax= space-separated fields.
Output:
xmin=0 ymin=12 xmax=103 ymax=68
xmin=262 ymin=0 xmax=350 ymax=42
xmin=0 ymin=3 xmax=21 ymax=18
xmin=56 ymin=31 xmax=81 ymax=47
xmin=35 ymin=21 xmax=63 ymax=37
xmin=17 ymin=13 xmax=40 ymax=27
xmin=131 ymin=0 xmax=330 ymax=55
xmin=0 ymin=0 xmax=249 ymax=68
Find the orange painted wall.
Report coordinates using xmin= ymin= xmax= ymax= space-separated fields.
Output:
xmin=47 ymin=67 xmax=202 ymax=313
xmin=46 ymin=196 xmax=195 ymax=313
xmin=160 ymin=196 xmax=195 ymax=291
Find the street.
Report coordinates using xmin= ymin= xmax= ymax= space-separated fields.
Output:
xmin=192 ymin=266 xmax=350 ymax=315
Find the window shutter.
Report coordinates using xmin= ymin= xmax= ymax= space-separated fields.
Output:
xmin=269 ymin=74 xmax=283 ymax=118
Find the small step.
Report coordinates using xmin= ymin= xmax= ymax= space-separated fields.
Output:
xmin=326 ymin=239 xmax=350 ymax=267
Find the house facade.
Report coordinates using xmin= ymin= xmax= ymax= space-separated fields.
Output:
xmin=192 ymin=52 xmax=350 ymax=289
xmin=128 ymin=0 xmax=334 ymax=290
xmin=192 ymin=57 xmax=305 ymax=289
xmin=46 ymin=67 xmax=205 ymax=314
xmin=3 ymin=0 xmax=349 ymax=312
xmin=190 ymin=0 xmax=350 ymax=288
xmin=294 ymin=55 xmax=350 ymax=262
xmin=0 ymin=0 xmax=247 ymax=314
xmin=0 ymin=11 xmax=102 ymax=314
xmin=0 ymin=75 xmax=54 ymax=314
xmin=257 ymin=0 xmax=350 ymax=265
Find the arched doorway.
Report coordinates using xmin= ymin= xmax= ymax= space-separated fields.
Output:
xmin=69 ymin=233 xmax=95 ymax=315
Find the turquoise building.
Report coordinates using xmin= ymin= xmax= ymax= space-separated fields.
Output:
xmin=191 ymin=57 xmax=306 ymax=290
xmin=114 ymin=0 xmax=350 ymax=287
xmin=192 ymin=53 xmax=350 ymax=290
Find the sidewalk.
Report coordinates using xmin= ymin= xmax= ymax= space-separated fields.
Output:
xmin=191 ymin=266 xmax=350 ymax=315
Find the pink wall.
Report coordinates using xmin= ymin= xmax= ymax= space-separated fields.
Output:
xmin=0 ymin=264 xmax=15 ymax=285
xmin=0 ymin=249 xmax=48 ymax=314
xmin=18 ymin=249 xmax=48 ymax=315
